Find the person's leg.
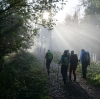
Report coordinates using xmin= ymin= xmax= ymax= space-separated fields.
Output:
xmin=47 ymin=59 xmax=52 ymax=74
xmin=69 ymin=65 xmax=72 ymax=81
xmin=46 ymin=60 xmax=50 ymax=74
xmin=73 ymin=64 xmax=77 ymax=81
xmin=66 ymin=65 xmax=69 ymax=81
xmin=61 ymin=66 xmax=67 ymax=84
xmin=82 ymin=62 xmax=87 ymax=78
xmin=61 ymin=66 xmax=65 ymax=83
xmin=82 ymin=63 xmax=85 ymax=78
xmin=84 ymin=67 xmax=86 ymax=78
xmin=84 ymin=62 xmax=88 ymax=78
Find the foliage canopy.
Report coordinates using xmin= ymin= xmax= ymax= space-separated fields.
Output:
xmin=0 ymin=0 xmax=66 ymax=66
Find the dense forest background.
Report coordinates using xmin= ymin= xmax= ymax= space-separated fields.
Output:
xmin=34 ymin=0 xmax=100 ymax=62
xmin=0 ymin=0 xmax=100 ymax=65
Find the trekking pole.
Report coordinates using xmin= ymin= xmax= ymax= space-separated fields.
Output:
xmin=57 ymin=64 xmax=59 ymax=83
xmin=43 ymin=58 xmax=45 ymax=71
xmin=57 ymin=64 xmax=60 ymax=91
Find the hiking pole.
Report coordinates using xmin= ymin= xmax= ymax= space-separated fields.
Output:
xmin=57 ymin=64 xmax=59 ymax=83
xmin=57 ymin=64 xmax=60 ymax=91
xmin=43 ymin=58 xmax=45 ymax=71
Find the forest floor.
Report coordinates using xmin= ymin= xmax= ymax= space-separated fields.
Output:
xmin=36 ymin=54 xmax=100 ymax=99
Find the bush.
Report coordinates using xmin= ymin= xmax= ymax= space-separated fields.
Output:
xmin=76 ymin=62 xmax=100 ymax=88
xmin=86 ymin=62 xmax=100 ymax=87
xmin=0 ymin=51 xmax=48 ymax=99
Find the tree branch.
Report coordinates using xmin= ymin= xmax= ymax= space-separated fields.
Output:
xmin=0 ymin=1 xmax=22 ymax=15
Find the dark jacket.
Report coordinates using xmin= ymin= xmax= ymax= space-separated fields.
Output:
xmin=80 ymin=50 xmax=90 ymax=63
xmin=70 ymin=54 xmax=78 ymax=65
xmin=58 ymin=54 xmax=70 ymax=64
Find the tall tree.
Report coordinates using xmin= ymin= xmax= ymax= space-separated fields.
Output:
xmin=79 ymin=0 xmax=100 ymax=61
xmin=0 ymin=0 xmax=67 ymax=66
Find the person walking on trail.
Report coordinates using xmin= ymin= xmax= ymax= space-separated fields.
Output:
xmin=80 ymin=49 xmax=90 ymax=79
xmin=58 ymin=50 xmax=70 ymax=84
xmin=69 ymin=50 xmax=78 ymax=82
xmin=45 ymin=50 xmax=53 ymax=75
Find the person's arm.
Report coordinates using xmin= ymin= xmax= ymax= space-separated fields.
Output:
xmin=58 ymin=56 xmax=63 ymax=64
xmin=80 ymin=53 xmax=82 ymax=63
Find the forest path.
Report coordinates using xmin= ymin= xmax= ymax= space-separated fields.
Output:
xmin=36 ymin=54 xmax=100 ymax=99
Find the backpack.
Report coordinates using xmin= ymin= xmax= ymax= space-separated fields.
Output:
xmin=70 ymin=54 xmax=78 ymax=64
xmin=84 ymin=52 xmax=90 ymax=62
xmin=47 ymin=52 xmax=53 ymax=60
xmin=62 ymin=56 xmax=69 ymax=66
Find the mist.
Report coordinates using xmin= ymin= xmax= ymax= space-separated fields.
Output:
xmin=32 ymin=17 xmax=100 ymax=62
xmin=30 ymin=0 xmax=100 ymax=62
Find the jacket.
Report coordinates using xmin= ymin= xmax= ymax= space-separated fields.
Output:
xmin=70 ymin=54 xmax=78 ymax=64
xmin=80 ymin=50 xmax=86 ymax=63
xmin=58 ymin=54 xmax=70 ymax=64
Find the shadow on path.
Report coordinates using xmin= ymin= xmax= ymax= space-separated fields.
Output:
xmin=63 ymin=81 xmax=94 ymax=99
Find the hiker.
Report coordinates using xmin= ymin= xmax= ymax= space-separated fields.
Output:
xmin=58 ymin=50 xmax=70 ymax=84
xmin=45 ymin=50 xmax=53 ymax=75
xmin=80 ymin=49 xmax=90 ymax=79
xmin=69 ymin=50 xmax=78 ymax=82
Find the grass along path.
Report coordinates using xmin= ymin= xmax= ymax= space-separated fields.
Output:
xmin=0 ymin=51 xmax=49 ymax=99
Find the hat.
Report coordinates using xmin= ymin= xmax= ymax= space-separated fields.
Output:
xmin=71 ymin=50 xmax=74 ymax=54
xmin=64 ymin=50 xmax=67 ymax=54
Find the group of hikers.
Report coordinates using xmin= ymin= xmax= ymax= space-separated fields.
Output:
xmin=45 ymin=49 xmax=90 ymax=84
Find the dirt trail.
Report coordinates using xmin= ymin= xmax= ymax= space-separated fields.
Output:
xmin=37 ymin=54 xmax=100 ymax=99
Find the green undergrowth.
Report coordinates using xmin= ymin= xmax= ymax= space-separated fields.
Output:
xmin=77 ymin=62 xmax=100 ymax=88
xmin=87 ymin=62 xmax=100 ymax=88
xmin=0 ymin=51 xmax=50 ymax=99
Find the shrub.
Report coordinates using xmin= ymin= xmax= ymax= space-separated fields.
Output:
xmin=0 ymin=52 xmax=48 ymax=99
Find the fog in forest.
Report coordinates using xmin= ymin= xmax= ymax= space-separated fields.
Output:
xmin=30 ymin=0 xmax=100 ymax=62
